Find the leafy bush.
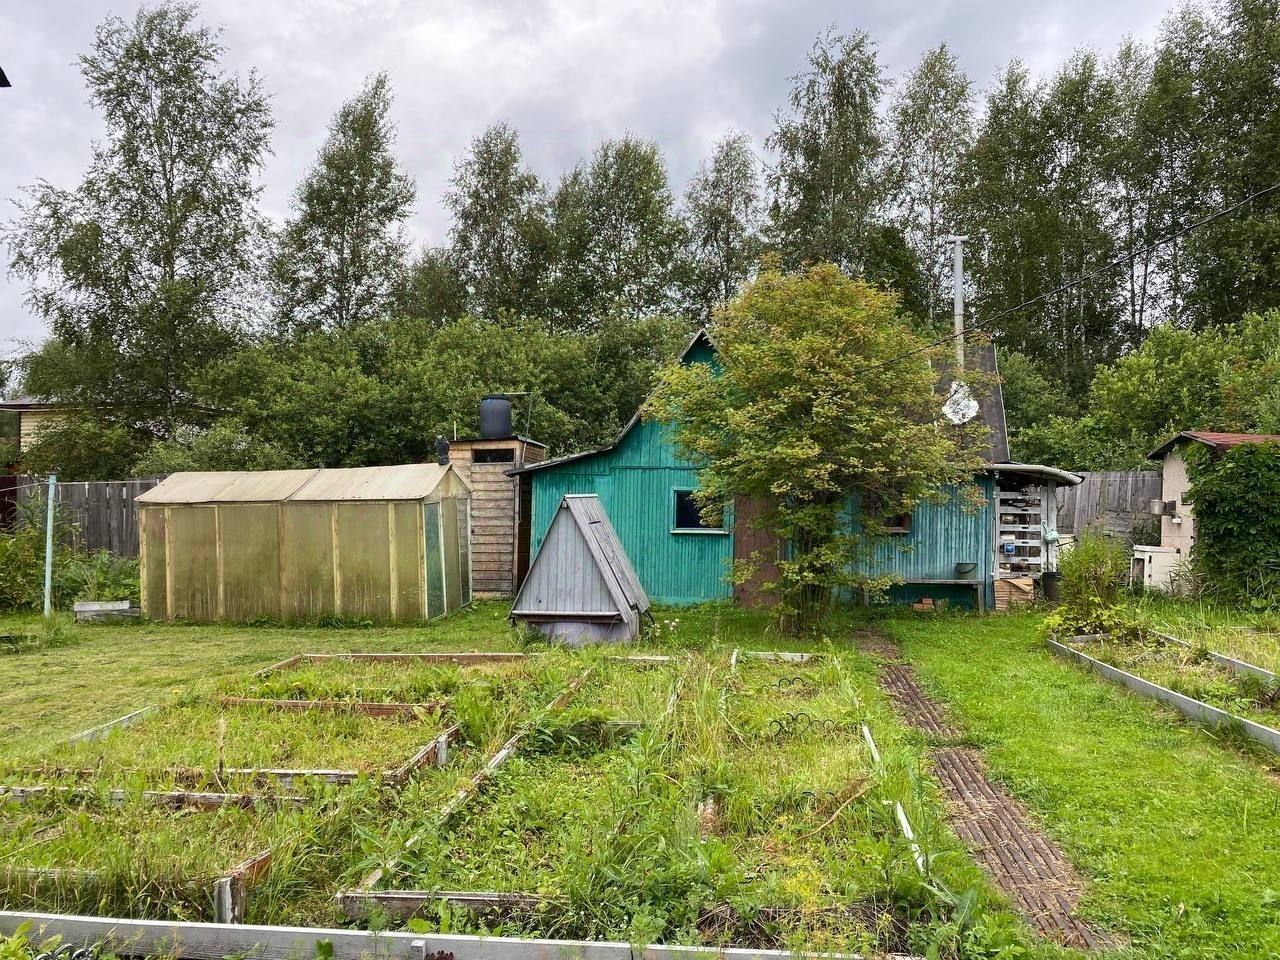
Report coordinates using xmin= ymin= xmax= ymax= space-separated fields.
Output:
xmin=0 ymin=501 xmax=139 ymax=610
xmin=61 ymin=549 xmax=140 ymax=604
xmin=1041 ymin=601 xmax=1145 ymax=643
xmin=1042 ymin=527 xmax=1144 ymax=641
xmin=1059 ymin=527 xmax=1130 ymax=612
xmin=1187 ymin=441 xmax=1280 ymax=608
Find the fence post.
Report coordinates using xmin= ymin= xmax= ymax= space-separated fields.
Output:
xmin=43 ymin=473 xmax=57 ymax=617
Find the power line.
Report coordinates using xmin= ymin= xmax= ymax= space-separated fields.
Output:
xmin=858 ymin=179 xmax=1280 ymax=375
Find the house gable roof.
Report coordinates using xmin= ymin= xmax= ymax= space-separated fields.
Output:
xmin=1148 ymin=430 xmax=1280 ymax=460
xmin=509 ymin=328 xmax=713 ymax=476
xmin=512 ymin=328 xmax=1014 ymax=475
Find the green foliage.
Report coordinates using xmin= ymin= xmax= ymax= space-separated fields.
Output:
xmin=548 ymin=136 xmax=689 ymax=330
xmin=1041 ymin=527 xmax=1142 ymax=641
xmin=767 ymin=30 xmax=885 ymax=277
xmin=1187 ymin=441 xmax=1280 ymax=606
xmin=133 ymin=420 xmax=303 ymax=474
xmin=271 ymin=72 xmax=415 ymax=332
xmin=5 ymin=2 xmax=269 ymax=441
xmin=682 ymin=132 xmax=763 ymax=322
xmin=885 ymin=43 xmax=974 ymax=330
xmin=1058 ymin=527 xmax=1131 ymax=612
xmin=1014 ymin=312 xmax=1280 ymax=469
xmin=0 ymin=498 xmax=139 ymax=611
xmin=444 ymin=122 xmax=549 ymax=321
xmin=648 ymin=265 xmax=986 ymax=628
xmin=998 ymin=352 xmax=1076 ymax=435
xmin=202 ymin=313 xmax=691 ymax=466
xmin=16 ymin=413 xmax=148 ymax=481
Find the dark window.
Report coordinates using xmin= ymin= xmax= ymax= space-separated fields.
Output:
xmin=863 ymin=494 xmax=911 ymax=534
xmin=673 ymin=489 xmax=726 ymax=532
xmin=473 ymin=447 xmax=515 ymax=464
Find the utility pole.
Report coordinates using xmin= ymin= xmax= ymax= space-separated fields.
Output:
xmin=948 ymin=235 xmax=968 ymax=371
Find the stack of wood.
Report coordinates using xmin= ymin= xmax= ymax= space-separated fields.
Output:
xmin=994 ymin=577 xmax=1036 ymax=610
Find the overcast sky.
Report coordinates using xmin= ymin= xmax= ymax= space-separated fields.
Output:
xmin=1 ymin=0 xmax=1173 ymax=361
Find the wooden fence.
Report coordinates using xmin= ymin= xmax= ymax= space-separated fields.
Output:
xmin=1056 ymin=470 xmax=1162 ymax=539
xmin=9 ymin=475 xmax=164 ymax=557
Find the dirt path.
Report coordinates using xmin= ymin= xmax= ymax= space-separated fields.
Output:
xmin=861 ymin=633 xmax=1111 ymax=950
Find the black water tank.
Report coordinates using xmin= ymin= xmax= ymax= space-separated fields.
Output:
xmin=479 ymin=394 xmax=513 ymax=439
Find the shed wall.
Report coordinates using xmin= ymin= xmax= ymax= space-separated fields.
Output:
xmin=139 ymin=495 xmax=468 ymax=623
xmin=450 ymin=439 xmax=545 ymax=598
xmin=219 ymin=503 xmax=281 ymax=620
xmin=138 ymin=507 xmax=167 ymax=618
xmin=280 ymin=503 xmax=337 ymax=620
xmin=529 ymin=420 xmax=732 ymax=605
xmin=335 ymin=502 xmax=394 ymax=620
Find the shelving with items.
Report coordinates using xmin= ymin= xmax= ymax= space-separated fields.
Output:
xmin=995 ymin=491 xmax=1047 ymax=578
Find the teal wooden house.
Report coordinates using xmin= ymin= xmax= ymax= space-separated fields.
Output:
xmin=511 ymin=331 xmax=1080 ymax=610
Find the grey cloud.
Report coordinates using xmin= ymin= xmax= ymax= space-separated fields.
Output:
xmin=0 ymin=0 xmax=1169 ymax=354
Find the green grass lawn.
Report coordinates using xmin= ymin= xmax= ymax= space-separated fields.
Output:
xmin=0 ymin=603 xmax=1025 ymax=954
xmin=10 ymin=599 xmax=1280 ymax=955
xmin=887 ymin=610 xmax=1280 ymax=959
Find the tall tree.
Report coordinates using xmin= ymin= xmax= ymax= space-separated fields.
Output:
xmin=271 ymin=72 xmax=415 ymax=332
xmin=5 ymin=2 xmax=271 ymax=435
xmin=444 ymin=122 xmax=550 ymax=320
xmin=682 ymin=132 xmax=763 ymax=321
xmin=1180 ymin=0 xmax=1280 ymax=328
xmin=396 ymin=246 xmax=467 ymax=326
xmin=886 ymin=44 xmax=974 ymax=329
xmin=766 ymin=29 xmax=887 ymax=275
xmin=547 ymin=136 xmax=686 ymax=330
xmin=960 ymin=56 xmax=1127 ymax=393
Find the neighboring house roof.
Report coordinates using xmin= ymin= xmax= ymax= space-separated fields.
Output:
xmin=511 ymin=493 xmax=650 ymax=621
xmin=509 ymin=328 xmax=714 ymax=476
xmin=1147 ymin=431 xmax=1280 ymax=460
xmin=136 ymin=463 xmax=467 ymax=504
xmin=0 ymin=395 xmax=59 ymax=412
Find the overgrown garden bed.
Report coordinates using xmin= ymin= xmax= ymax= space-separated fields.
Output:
xmin=350 ymin=653 xmax=917 ymax=953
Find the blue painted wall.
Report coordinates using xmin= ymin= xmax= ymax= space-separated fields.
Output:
xmin=529 ymin=418 xmax=734 ymax=605
xmin=847 ymin=477 xmax=996 ymax=610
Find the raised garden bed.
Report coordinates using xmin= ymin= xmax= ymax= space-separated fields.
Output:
xmin=1048 ymin=636 xmax=1280 ymax=755
xmin=6 ymin=703 xmax=454 ymax=790
xmin=0 ymin=784 xmax=360 ymax=923
xmin=343 ymin=655 xmax=910 ymax=954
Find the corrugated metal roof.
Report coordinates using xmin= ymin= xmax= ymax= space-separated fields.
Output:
xmin=137 ymin=464 xmax=458 ymax=504
xmin=1148 ymin=430 xmax=1280 ymax=459
xmin=291 ymin=464 xmax=454 ymax=501
xmin=136 ymin=471 xmax=315 ymax=504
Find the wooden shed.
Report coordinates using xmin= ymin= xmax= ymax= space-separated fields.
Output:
xmin=136 ymin=464 xmax=472 ymax=623
xmin=447 ymin=435 xmax=545 ymax=598
xmin=510 ymin=494 xmax=650 ymax=645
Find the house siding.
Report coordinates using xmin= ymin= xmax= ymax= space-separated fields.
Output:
xmin=848 ymin=477 xmax=997 ymax=610
xmin=529 ymin=419 xmax=733 ymax=605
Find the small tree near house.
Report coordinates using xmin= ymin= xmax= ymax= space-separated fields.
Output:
xmin=647 ymin=263 xmax=988 ymax=630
